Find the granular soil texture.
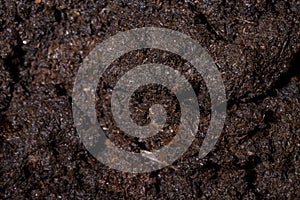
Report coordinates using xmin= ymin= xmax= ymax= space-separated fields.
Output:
xmin=1 ymin=0 xmax=300 ymax=199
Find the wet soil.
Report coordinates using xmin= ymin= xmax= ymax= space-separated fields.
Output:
xmin=1 ymin=0 xmax=299 ymax=199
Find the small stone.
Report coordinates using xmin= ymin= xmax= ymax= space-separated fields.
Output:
xmin=247 ymin=151 xmax=255 ymax=156
xmin=23 ymin=40 xmax=30 ymax=44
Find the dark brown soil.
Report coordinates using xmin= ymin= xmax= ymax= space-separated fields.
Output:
xmin=1 ymin=0 xmax=299 ymax=199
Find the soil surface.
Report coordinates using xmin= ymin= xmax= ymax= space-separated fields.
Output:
xmin=1 ymin=0 xmax=300 ymax=199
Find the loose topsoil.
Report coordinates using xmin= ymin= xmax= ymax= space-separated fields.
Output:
xmin=1 ymin=0 xmax=300 ymax=199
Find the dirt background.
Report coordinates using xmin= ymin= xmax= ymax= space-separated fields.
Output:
xmin=1 ymin=0 xmax=299 ymax=199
